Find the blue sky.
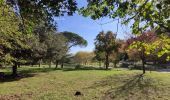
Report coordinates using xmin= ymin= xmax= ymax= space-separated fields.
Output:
xmin=56 ymin=1 xmax=131 ymax=54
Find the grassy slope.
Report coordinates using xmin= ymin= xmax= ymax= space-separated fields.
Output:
xmin=0 ymin=67 xmax=170 ymax=100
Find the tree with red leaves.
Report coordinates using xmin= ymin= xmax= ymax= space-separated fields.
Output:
xmin=125 ymin=31 xmax=157 ymax=74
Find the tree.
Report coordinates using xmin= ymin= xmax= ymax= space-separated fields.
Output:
xmin=80 ymin=0 xmax=170 ymax=34
xmin=0 ymin=0 xmax=80 ymax=76
xmin=58 ymin=31 xmax=88 ymax=68
xmin=61 ymin=31 xmax=88 ymax=49
xmin=0 ymin=2 xmax=31 ymax=76
xmin=94 ymin=31 xmax=118 ymax=69
xmin=73 ymin=51 xmax=94 ymax=65
xmin=126 ymin=31 xmax=158 ymax=73
xmin=45 ymin=33 xmax=67 ymax=68
xmin=109 ymin=40 xmax=122 ymax=67
xmin=145 ymin=35 xmax=170 ymax=63
xmin=30 ymin=36 xmax=47 ymax=67
xmin=6 ymin=0 xmax=78 ymax=34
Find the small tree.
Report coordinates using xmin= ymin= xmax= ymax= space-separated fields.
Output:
xmin=94 ymin=31 xmax=118 ymax=69
xmin=73 ymin=51 xmax=94 ymax=65
xmin=59 ymin=31 xmax=88 ymax=68
xmin=45 ymin=33 xmax=67 ymax=68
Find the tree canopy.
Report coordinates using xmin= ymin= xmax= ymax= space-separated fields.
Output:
xmin=80 ymin=0 xmax=170 ymax=34
xmin=94 ymin=31 xmax=119 ymax=69
xmin=61 ymin=31 xmax=88 ymax=49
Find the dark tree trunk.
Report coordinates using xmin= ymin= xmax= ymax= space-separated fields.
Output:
xmin=55 ymin=61 xmax=58 ymax=69
xmin=105 ymin=53 xmax=109 ymax=70
xmin=85 ymin=61 xmax=87 ymax=65
xmin=61 ymin=63 xmax=64 ymax=68
xmin=114 ymin=60 xmax=117 ymax=68
xmin=141 ymin=48 xmax=146 ymax=74
xmin=153 ymin=57 xmax=157 ymax=65
xmin=18 ymin=63 xmax=21 ymax=68
xmin=38 ymin=60 xmax=41 ymax=67
xmin=31 ymin=63 xmax=34 ymax=67
xmin=39 ymin=63 xmax=41 ymax=67
xmin=142 ymin=59 xmax=145 ymax=74
xmin=12 ymin=63 xmax=17 ymax=76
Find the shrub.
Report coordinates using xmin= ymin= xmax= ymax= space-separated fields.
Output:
xmin=75 ymin=64 xmax=82 ymax=69
xmin=128 ymin=65 xmax=135 ymax=70
xmin=119 ymin=62 xmax=129 ymax=68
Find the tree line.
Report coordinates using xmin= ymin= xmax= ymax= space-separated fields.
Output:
xmin=73 ymin=30 xmax=170 ymax=74
xmin=0 ymin=0 xmax=169 ymax=76
xmin=0 ymin=0 xmax=87 ymax=76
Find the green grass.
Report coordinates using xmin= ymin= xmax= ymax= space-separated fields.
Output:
xmin=0 ymin=66 xmax=170 ymax=100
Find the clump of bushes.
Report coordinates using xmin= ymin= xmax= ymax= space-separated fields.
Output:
xmin=128 ymin=65 xmax=134 ymax=70
xmin=119 ymin=62 xmax=129 ymax=68
xmin=75 ymin=64 xmax=82 ymax=69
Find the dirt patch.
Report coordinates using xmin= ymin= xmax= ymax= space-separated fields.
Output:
xmin=0 ymin=94 xmax=21 ymax=100
xmin=0 ymin=92 xmax=33 ymax=100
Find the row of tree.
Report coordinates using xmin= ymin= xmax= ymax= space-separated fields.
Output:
xmin=72 ymin=30 xmax=170 ymax=74
xmin=0 ymin=1 xmax=87 ymax=76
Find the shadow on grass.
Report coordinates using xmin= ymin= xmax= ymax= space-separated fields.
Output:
xmin=0 ymin=74 xmax=37 ymax=82
xmin=0 ymin=67 xmax=59 ymax=82
xmin=87 ymin=73 xmax=159 ymax=100
xmin=0 ymin=66 xmax=110 ymax=82
xmin=19 ymin=67 xmax=60 ymax=74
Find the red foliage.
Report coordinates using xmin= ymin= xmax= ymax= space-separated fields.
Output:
xmin=125 ymin=31 xmax=157 ymax=49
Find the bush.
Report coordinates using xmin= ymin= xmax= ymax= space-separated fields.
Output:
xmin=75 ymin=64 xmax=82 ymax=69
xmin=128 ymin=65 xmax=135 ymax=70
xmin=119 ymin=62 xmax=129 ymax=68
xmin=133 ymin=65 xmax=142 ymax=70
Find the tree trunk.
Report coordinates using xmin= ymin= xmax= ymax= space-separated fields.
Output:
xmin=18 ymin=63 xmax=21 ymax=68
xmin=99 ymin=61 xmax=101 ymax=67
xmin=49 ymin=61 xmax=51 ymax=68
xmin=114 ymin=60 xmax=117 ymax=68
xmin=85 ymin=61 xmax=87 ymax=65
xmin=39 ymin=59 xmax=42 ymax=67
xmin=142 ymin=59 xmax=145 ymax=74
xmin=105 ymin=53 xmax=109 ymax=70
xmin=61 ymin=63 xmax=64 ymax=68
xmin=141 ymin=47 xmax=146 ymax=74
xmin=55 ymin=61 xmax=58 ymax=69
xmin=39 ymin=63 xmax=41 ymax=67
xmin=12 ymin=63 xmax=17 ymax=76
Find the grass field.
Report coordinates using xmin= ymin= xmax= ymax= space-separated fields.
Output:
xmin=0 ymin=66 xmax=170 ymax=100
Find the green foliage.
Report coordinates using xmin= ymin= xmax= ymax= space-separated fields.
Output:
xmin=94 ymin=31 xmax=119 ymax=68
xmin=0 ymin=2 xmax=30 ymax=65
xmin=95 ymin=31 xmax=117 ymax=54
xmin=80 ymin=0 xmax=170 ymax=34
xmin=61 ymin=31 xmax=88 ymax=49
xmin=145 ymin=35 xmax=170 ymax=61
xmin=94 ymin=51 xmax=105 ymax=62
xmin=127 ymin=31 xmax=170 ymax=62
xmin=75 ymin=64 xmax=82 ymax=69
xmin=5 ymin=0 xmax=78 ymax=34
